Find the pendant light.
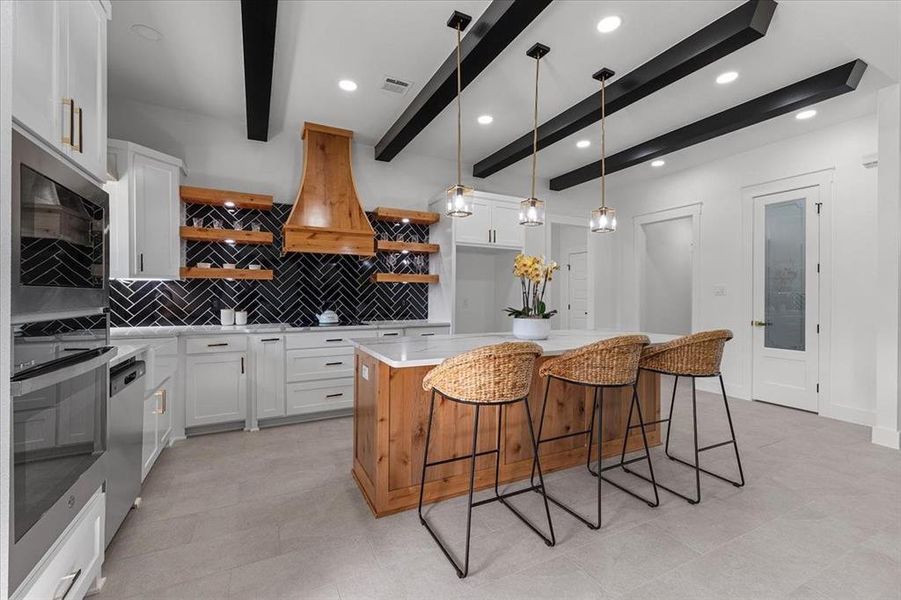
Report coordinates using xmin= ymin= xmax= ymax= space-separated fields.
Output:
xmin=590 ymin=68 xmax=617 ymax=233
xmin=445 ymin=11 xmax=474 ymax=218
xmin=519 ymin=43 xmax=549 ymax=227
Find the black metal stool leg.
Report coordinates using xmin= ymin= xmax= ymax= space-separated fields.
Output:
xmin=600 ymin=384 xmax=660 ymax=507
xmin=720 ymin=374 xmax=745 ymax=487
xmin=519 ymin=397 xmax=556 ymax=546
xmin=664 ymin=375 xmax=679 ymax=458
xmin=530 ymin=378 xmax=552 ymax=488
xmin=586 ymin=386 xmax=599 ymax=474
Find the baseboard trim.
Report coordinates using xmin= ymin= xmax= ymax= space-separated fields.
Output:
xmin=820 ymin=404 xmax=874 ymax=427
xmin=259 ymin=408 xmax=353 ymax=428
xmin=871 ymin=426 xmax=901 ymax=450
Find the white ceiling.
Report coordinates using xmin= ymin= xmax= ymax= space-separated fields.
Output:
xmin=109 ymin=0 xmax=900 ymax=186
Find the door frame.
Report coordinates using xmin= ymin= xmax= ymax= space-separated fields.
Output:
xmin=564 ymin=249 xmax=588 ymax=330
xmin=633 ymin=203 xmax=702 ymax=335
xmin=741 ymin=170 xmax=833 ymax=415
xmin=544 ymin=215 xmax=590 ymax=329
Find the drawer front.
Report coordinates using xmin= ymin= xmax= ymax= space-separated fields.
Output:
xmin=285 ymin=330 xmax=375 ymax=349
xmin=286 ymin=379 xmax=353 ymax=416
xmin=16 ymin=488 xmax=104 ymax=600
xmin=377 ymin=329 xmax=403 ymax=338
xmin=154 ymin=355 xmax=178 ymax=385
xmin=114 ymin=337 xmax=177 ymax=356
xmin=404 ymin=326 xmax=449 ymax=337
xmin=186 ymin=336 xmax=248 ymax=355
xmin=286 ymin=347 xmax=353 ymax=382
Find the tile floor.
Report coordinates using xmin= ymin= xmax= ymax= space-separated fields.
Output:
xmin=97 ymin=380 xmax=901 ymax=600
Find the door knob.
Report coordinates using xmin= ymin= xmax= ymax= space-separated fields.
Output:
xmin=751 ymin=320 xmax=772 ymax=327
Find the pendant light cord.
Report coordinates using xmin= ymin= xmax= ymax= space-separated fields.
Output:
xmin=600 ymin=76 xmax=606 ymax=209
xmin=456 ymin=25 xmax=462 ymax=187
xmin=530 ymin=54 xmax=540 ymax=200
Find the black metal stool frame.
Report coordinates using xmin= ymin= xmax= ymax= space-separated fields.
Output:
xmin=417 ymin=389 xmax=556 ymax=579
xmin=529 ymin=376 xmax=659 ymax=530
xmin=622 ymin=371 xmax=745 ymax=505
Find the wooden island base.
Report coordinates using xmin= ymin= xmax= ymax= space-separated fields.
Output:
xmin=352 ymin=349 xmax=661 ymax=517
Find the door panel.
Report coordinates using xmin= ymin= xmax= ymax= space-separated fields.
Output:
xmin=254 ymin=337 xmax=286 ymax=419
xmin=185 ymin=353 xmax=247 ymax=426
xmin=133 ymin=153 xmax=179 ymax=278
xmin=568 ymin=251 xmax=588 ymax=330
xmin=491 ymin=203 xmax=523 ymax=249
xmin=12 ymin=0 xmax=61 ymax=147
xmin=454 ymin=198 xmax=491 ymax=246
xmin=752 ymin=187 xmax=819 ymax=411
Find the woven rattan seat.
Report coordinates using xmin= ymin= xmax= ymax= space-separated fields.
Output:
xmin=639 ymin=329 xmax=733 ymax=377
xmin=422 ymin=342 xmax=542 ymax=403
xmin=539 ymin=335 xmax=650 ymax=386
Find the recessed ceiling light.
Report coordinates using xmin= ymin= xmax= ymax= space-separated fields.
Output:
xmin=716 ymin=71 xmax=738 ymax=85
xmin=796 ymin=109 xmax=817 ymax=120
xmin=223 ymin=201 xmax=236 ymax=208
xmin=338 ymin=79 xmax=358 ymax=92
xmin=576 ymin=140 xmax=591 ymax=149
xmin=130 ymin=24 xmax=163 ymax=41
xmin=596 ymin=16 xmax=622 ymax=33
xmin=477 ymin=115 xmax=494 ymax=125
xmin=651 ymin=159 xmax=666 ymax=167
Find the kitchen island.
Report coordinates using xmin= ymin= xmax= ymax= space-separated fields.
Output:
xmin=351 ymin=330 xmax=676 ymax=517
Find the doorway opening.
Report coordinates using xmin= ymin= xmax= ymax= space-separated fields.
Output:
xmin=549 ymin=222 xmax=588 ymax=330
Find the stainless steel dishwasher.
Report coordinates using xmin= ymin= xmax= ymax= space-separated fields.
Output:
xmin=106 ymin=358 xmax=145 ymax=547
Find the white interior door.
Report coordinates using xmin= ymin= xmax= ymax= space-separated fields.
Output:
xmin=752 ymin=186 xmax=820 ymax=411
xmin=567 ymin=251 xmax=588 ymax=330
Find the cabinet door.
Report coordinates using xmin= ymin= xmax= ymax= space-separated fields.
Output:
xmin=185 ymin=353 xmax=247 ymax=427
xmin=62 ymin=0 xmax=107 ymax=180
xmin=56 ymin=377 xmax=96 ymax=445
xmin=12 ymin=0 xmax=62 ymax=148
xmin=454 ymin=198 xmax=492 ymax=246
xmin=253 ymin=337 xmax=286 ymax=419
xmin=491 ymin=203 xmax=524 ymax=249
xmin=132 ymin=152 xmax=180 ymax=278
xmin=141 ymin=392 xmax=158 ymax=481
xmin=156 ymin=380 xmax=172 ymax=449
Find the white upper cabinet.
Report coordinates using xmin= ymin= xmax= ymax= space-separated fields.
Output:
xmin=454 ymin=197 xmax=492 ymax=246
xmin=63 ymin=0 xmax=108 ymax=181
xmin=449 ymin=193 xmax=524 ymax=250
xmin=491 ymin=202 xmax=524 ymax=249
xmin=11 ymin=0 xmax=110 ymax=182
xmin=106 ymin=140 xmax=185 ymax=280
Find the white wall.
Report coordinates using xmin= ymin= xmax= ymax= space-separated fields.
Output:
xmin=640 ymin=216 xmax=693 ymax=335
xmin=454 ymin=246 xmax=519 ymax=334
xmin=108 ymin=96 xmax=570 ymax=213
xmin=573 ymin=115 xmax=880 ymax=425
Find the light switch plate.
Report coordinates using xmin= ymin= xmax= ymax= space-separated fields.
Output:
xmin=713 ymin=285 xmax=727 ymax=297
xmin=361 ymin=364 xmax=369 ymax=380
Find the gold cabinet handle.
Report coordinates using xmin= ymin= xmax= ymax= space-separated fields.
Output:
xmin=751 ymin=320 xmax=772 ymax=327
xmin=74 ymin=106 xmax=83 ymax=153
xmin=62 ymin=98 xmax=74 ymax=146
xmin=153 ymin=389 xmax=167 ymax=414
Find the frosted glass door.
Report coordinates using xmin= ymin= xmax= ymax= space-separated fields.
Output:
xmin=752 ymin=187 xmax=819 ymax=412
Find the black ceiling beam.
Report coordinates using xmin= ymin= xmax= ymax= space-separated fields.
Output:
xmin=473 ymin=0 xmax=777 ymax=178
xmin=549 ymin=59 xmax=868 ymax=191
xmin=374 ymin=0 xmax=553 ymax=162
xmin=240 ymin=0 xmax=278 ymax=141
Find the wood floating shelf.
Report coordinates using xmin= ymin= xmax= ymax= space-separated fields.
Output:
xmin=371 ymin=207 xmax=440 ymax=226
xmin=180 ymin=185 xmax=274 ymax=211
xmin=375 ymin=240 xmax=439 ymax=254
xmin=180 ymin=267 xmax=274 ymax=281
xmin=371 ymin=273 xmax=438 ymax=284
xmin=179 ymin=226 xmax=273 ymax=245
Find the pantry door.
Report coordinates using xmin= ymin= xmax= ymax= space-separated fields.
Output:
xmin=752 ymin=186 xmax=820 ymax=412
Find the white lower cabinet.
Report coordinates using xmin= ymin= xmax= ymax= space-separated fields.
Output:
xmin=252 ymin=336 xmax=286 ymax=420
xmin=286 ymin=379 xmax=354 ymax=416
xmin=141 ymin=378 xmax=172 ymax=481
xmin=185 ymin=352 xmax=247 ymax=427
xmin=286 ymin=346 xmax=354 ymax=381
xmin=13 ymin=487 xmax=104 ymax=600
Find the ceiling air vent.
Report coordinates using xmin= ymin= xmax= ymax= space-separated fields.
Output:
xmin=381 ymin=76 xmax=412 ymax=96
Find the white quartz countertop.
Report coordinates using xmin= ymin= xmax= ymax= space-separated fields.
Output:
xmin=110 ymin=343 xmax=148 ymax=367
xmin=110 ymin=321 xmax=450 ymax=339
xmin=351 ymin=330 xmax=679 ymax=368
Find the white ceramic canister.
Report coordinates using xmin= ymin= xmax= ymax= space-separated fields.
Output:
xmin=220 ymin=309 xmax=235 ymax=326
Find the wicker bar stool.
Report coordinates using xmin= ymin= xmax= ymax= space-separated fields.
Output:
xmin=626 ymin=330 xmax=745 ymax=505
xmin=418 ymin=342 xmax=555 ymax=579
xmin=529 ymin=335 xmax=659 ymax=530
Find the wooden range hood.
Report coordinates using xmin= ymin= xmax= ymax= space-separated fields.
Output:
xmin=283 ymin=122 xmax=375 ymax=256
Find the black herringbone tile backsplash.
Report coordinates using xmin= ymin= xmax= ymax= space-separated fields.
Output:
xmin=110 ymin=205 xmax=430 ymax=327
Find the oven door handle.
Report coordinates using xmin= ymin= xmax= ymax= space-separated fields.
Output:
xmin=11 ymin=346 xmax=117 ymax=397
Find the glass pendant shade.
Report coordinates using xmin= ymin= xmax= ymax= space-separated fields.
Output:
xmin=446 ymin=184 xmax=474 ymax=217
xmin=590 ymin=206 xmax=617 ymax=233
xmin=519 ymin=197 xmax=545 ymax=226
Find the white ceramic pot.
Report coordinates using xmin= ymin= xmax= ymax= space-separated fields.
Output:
xmin=512 ymin=317 xmax=551 ymax=340
xmin=220 ymin=309 xmax=235 ymax=326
